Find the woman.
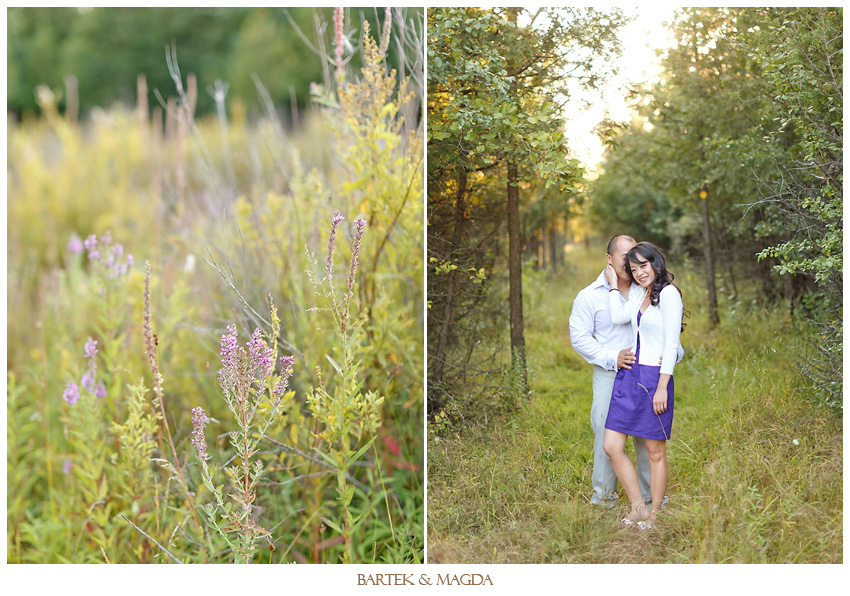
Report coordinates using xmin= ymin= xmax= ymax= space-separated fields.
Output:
xmin=602 ymin=242 xmax=684 ymax=530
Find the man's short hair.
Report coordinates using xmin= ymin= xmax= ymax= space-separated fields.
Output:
xmin=607 ymin=234 xmax=636 ymax=256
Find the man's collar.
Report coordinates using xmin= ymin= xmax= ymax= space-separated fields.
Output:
xmin=594 ymin=270 xmax=608 ymax=289
xmin=595 ymin=270 xmax=639 ymax=292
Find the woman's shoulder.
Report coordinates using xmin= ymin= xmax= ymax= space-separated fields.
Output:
xmin=659 ymin=284 xmax=683 ymax=305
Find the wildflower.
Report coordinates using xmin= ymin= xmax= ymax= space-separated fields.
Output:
xmin=248 ymin=328 xmax=274 ymax=380
xmin=94 ymin=381 xmax=107 ymax=399
xmin=63 ymin=382 xmax=80 ymax=405
xmin=67 ymin=233 xmax=83 ymax=255
xmin=62 ymin=458 xmax=73 ymax=475
xmin=81 ymin=370 xmax=96 ymax=393
xmin=347 ymin=217 xmax=367 ymax=297
xmin=143 ymin=262 xmax=158 ymax=376
xmin=85 ymin=231 xmax=132 ymax=279
xmin=342 ymin=217 xmax=367 ymax=331
xmin=84 ymin=234 xmax=100 ymax=261
xmin=272 ymin=355 xmax=296 ymax=403
xmin=84 ymin=337 xmax=98 ymax=360
xmin=220 ymin=324 xmax=239 ymax=367
xmin=792 ymin=439 xmax=800 ymax=446
xmin=191 ymin=407 xmax=210 ymax=462
xmin=334 ymin=7 xmax=344 ymax=77
xmin=327 ymin=210 xmax=344 ymax=280
xmin=219 ymin=324 xmax=239 ymax=388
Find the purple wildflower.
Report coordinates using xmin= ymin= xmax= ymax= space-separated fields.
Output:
xmin=84 ymin=234 xmax=100 ymax=261
xmin=327 ymin=210 xmax=344 ymax=280
xmin=85 ymin=231 xmax=132 ymax=279
xmin=94 ymin=381 xmax=107 ymax=399
xmin=342 ymin=217 xmax=367 ymax=331
xmin=248 ymin=328 xmax=274 ymax=380
xmin=63 ymin=458 xmax=73 ymax=475
xmin=84 ymin=337 xmax=98 ymax=360
xmin=81 ymin=370 xmax=96 ymax=393
xmin=334 ymin=7 xmax=344 ymax=78
xmin=348 ymin=217 xmax=367 ymax=295
xmin=63 ymin=382 xmax=80 ymax=405
xmin=272 ymin=355 xmax=296 ymax=403
xmin=220 ymin=324 xmax=239 ymax=365
xmin=67 ymin=233 xmax=83 ymax=255
xmin=190 ymin=407 xmax=210 ymax=462
xmin=218 ymin=324 xmax=241 ymax=394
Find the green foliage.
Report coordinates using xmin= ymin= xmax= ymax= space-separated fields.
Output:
xmin=7 ymin=11 xmax=423 ymax=564
xmin=590 ymin=7 xmax=842 ymax=401
xmin=7 ymin=7 xmax=421 ymax=119
xmin=427 ymin=7 xmax=626 ymax=417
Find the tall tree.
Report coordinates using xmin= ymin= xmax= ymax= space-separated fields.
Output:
xmin=427 ymin=7 xmax=625 ymax=413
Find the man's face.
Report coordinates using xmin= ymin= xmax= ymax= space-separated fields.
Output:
xmin=607 ymin=238 xmax=636 ymax=282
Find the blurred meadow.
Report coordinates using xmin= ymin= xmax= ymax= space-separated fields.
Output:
xmin=7 ymin=7 xmax=424 ymax=563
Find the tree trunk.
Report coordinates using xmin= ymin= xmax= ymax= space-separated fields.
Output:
xmin=430 ymin=168 xmax=468 ymax=413
xmin=507 ymin=162 xmax=527 ymax=389
xmin=549 ymin=220 xmax=558 ymax=272
xmin=700 ymin=188 xmax=720 ymax=327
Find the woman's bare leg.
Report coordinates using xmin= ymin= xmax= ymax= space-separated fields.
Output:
xmin=603 ymin=429 xmax=647 ymax=519
xmin=644 ymin=438 xmax=668 ymax=519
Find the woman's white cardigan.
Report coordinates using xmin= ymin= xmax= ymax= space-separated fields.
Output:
xmin=608 ymin=284 xmax=683 ymax=376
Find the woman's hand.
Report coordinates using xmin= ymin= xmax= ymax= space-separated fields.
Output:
xmin=652 ymin=388 xmax=668 ymax=415
xmin=605 ymin=264 xmax=618 ymax=288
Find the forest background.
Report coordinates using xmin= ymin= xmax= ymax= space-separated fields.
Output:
xmin=426 ymin=6 xmax=842 ymax=563
xmin=8 ymin=6 xmax=425 ymax=564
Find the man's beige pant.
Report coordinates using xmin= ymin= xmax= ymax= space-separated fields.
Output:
xmin=590 ymin=366 xmax=651 ymax=505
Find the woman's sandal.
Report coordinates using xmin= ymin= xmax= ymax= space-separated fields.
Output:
xmin=620 ymin=503 xmax=650 ymax=529
xmin=637 ymin=518 xmax=656 ymax=530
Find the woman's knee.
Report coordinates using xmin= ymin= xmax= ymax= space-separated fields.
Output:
xmin=645 ymin=441 xmax=667 ymax=464
xmin=603 ymin=436 xmax=623 ymax=458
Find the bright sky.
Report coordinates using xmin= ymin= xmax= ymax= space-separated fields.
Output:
xmin=562 ymin=6 xmax=678 ymax=173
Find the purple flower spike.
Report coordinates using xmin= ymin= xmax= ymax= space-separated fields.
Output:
xmin=81 ymin=370 xmax=96 ymax=393
xmin=220 ymin=324 xmax=238 ymax=363
xmin=68 ymin=234 xmax=83 ymax=255
xmin=94 ymin=381 xmax=107 ymax=399
xmin=63 ymin=383 xmax=80 ymax=405
xmin=349 ymin=217 xmax=367 ymax=287
xmin=84 ymin=337 xmax=98 ymax=360
xmin=248 ymin=328 xmax=274 ymax=380
xmin=218 ymin=324 xmax=240 ymax=393
xmin=327 ymin=210 xmax=345 ymax=279
xmin=63 ymin=458 xmax=73 ymax=475
xmin=272 ymin=355 xmax=296 ymax=402
xmin=191 ymin=407 xmax=210 ymax=462
xmin=84 ymin=234 xmax=100 ymax=261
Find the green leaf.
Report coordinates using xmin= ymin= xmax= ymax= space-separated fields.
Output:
xmin=347 ymin=436 xmax=377 ymax=469
xmin=325 ymin=354 xmax=343 ymax=376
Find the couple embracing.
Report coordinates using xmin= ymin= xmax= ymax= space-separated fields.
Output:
xmin=569 ymin=235 xmax=685 ymax=529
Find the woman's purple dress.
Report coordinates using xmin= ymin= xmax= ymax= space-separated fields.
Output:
xmin=605 ymin=311 xmax=674 ymax=440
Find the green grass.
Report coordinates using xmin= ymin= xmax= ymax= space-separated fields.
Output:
xmin=427 ymin=243 xmax=842 ymax=563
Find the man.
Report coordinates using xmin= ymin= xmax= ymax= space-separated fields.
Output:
xmin=569 ymin=234 xmax=682 ymax=508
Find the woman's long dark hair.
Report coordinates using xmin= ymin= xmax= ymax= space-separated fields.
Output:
xmin=627 ymin=242 xmax=688 ymax=332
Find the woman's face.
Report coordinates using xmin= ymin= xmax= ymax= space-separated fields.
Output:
xmin=630 ymin=258 xmax=656 ymax=288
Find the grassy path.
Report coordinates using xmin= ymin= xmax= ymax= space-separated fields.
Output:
xmin=427 ymin=244 xmax=841 ymax=563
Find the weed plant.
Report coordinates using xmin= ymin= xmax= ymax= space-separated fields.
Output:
xmin=427 ymin=243 xmax=841 ymax=563
xmin=8 ymin=8 xmax=423 ymax=564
